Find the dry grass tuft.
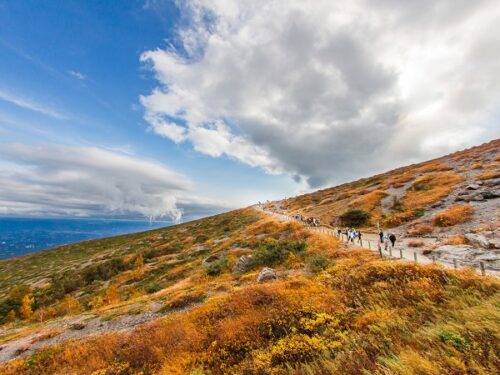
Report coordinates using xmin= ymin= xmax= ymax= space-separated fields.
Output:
xmin=408 ymin=224 xmax=434 ymax=236
xmin=432 ymin=204 xmax=475 ymax=227
xmin=407 ymin=240 xmax=425 ymax=248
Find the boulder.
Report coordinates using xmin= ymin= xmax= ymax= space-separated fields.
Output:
xmin=257 ymin=267 xmax=277 ymax=282
xmin=465 ymin=233 xmax=490 ymax=249
xmin=232 ymin=255 xmax=252 ymax=273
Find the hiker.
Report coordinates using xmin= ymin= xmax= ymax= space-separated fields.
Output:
xmin=389 ymin=233 xmax=396 ymax=248
xmin=336 ymin=227 xmax=341 ymax=237
xmin=358 ymin=231 xmax=362 ymax=244
xmin=379 ymin=231 xmax=384 ymax=244
xmin=383 ymin=232 xmax=389 ymax=251
xmin=350 ymin=230 xmax=356 ymax=243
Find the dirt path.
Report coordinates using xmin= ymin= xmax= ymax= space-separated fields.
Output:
xmin=256 ymin=205 xmax=496 ymax=277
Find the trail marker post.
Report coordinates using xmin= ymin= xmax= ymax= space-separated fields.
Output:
xmin=480 ymin=262 xmax=485 ymax=276
xmin=413 ymin=252 xmax=417 ymax=263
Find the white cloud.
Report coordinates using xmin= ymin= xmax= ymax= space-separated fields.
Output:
xmin=141 ymin=0 xmax=500 ymax=186
xmin=0 ymin=89 xmax=68 ymax=120
xmin=68 ymin=70 xmax=86 ymax=80
xmin=0 ymin=144 xmax=228 ymax=220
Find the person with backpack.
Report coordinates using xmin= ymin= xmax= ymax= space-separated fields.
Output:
xmin=358 ymin=231 xmax=362 ymax=245
xmin=389 ymin=233 xmax=396 ymax=248
xmin=379 ymin=231 xmax=384 ymax=244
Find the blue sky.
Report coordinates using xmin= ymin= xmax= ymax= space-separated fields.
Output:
xmin=0 ymin=0 xmax=498 ymax=220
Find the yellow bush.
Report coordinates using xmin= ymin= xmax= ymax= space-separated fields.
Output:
xmin=403 ymin=172 xmax=464 ymax=209
xmin=349 ymin=189 xmax=388 ymax=211
xmin=408 ymin=224 xmax=434 ymax=235
xmin=432 ymin=204 xmax=475 ymax=227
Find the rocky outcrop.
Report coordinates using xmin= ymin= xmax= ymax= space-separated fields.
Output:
xmin=465 ymin=233 xmax=490 ymax=249
xmin=257 ymin=267 xmax=277 ymax=282
xmin=455 ymin=186 xmax=499 ymax=202
xmin=232 ymin=255 xmax=252 ymax=273
xmin=431 ymin=245 xmax=500 ymax=271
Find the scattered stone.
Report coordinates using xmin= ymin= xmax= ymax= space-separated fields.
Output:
xmin=483 ymin=178 xmax=500 ymax=187
xmin=489 ymin=239 xmax=500 ymax=249
xmin=471 ymin=193 xmax=484 ymax=201
xmin=71 ymin=322 xmax=86 ymax=330
xmin=257 ymin=267 xmax=277 ymax=282
xmin=0 ymin=345 xmax=5 ymax=352
xmin=203 ymin=254 xmax=220 ymax=264
xmin=466 ymin=184 xmax=481 ymax=190
xmin=14 ymin=344 xmax=30 ymax=356
xmin=481 ymin=190 xmax=499 ymax=199
xmin=465 ymin=233 xmax=490 ymax=249
xmin=232 ymin=255 xmax=252 ymax=274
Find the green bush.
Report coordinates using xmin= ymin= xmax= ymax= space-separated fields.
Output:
xmin=251 ymin=239 xmax=307 ymax=267
xmin=339 ymin=209 xmax=370 ymax=227
xmin=206 ymin=258 xmax=228 ymax=276
xmin=438 ymin=331 xmax=471 ymax=352
xmin=306 ymin=255 xmax=330 ymax=273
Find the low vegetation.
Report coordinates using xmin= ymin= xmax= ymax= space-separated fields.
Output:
xmin=432 ymin=204 xmax=475 ymax=227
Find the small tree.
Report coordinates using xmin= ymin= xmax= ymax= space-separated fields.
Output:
xmin=6 ymin=309 xmax=16 ymax=323
xmin=20 ymin=294 xmax=34 ymax=320
xmin=339 ymin=209 xmax=370 ymax=227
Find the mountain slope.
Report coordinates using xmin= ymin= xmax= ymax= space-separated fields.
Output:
xmin=0 ymin=141 xmax=499 ymax=374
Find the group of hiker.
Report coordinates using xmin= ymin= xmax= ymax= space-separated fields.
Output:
xmin=332 ymin=226 xmax=397 ymax=249
xmin=379 ymin=230 xmax=397 ymax=249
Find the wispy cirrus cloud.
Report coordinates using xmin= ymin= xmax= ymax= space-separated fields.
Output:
xmin=68 ymin=70 xmax=86 ymax=80
xmin=0 ymin=89 xmax=68 ymax=120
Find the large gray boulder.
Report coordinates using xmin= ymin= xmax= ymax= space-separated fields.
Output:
xmin=257 ymin=267 xmax=277 ymax=282
xmin=465 ymin=233 xmax=490 ymax=249
xmin=232 ymin=255 xmax=252 ymax=273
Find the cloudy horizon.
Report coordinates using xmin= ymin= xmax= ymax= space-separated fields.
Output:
xmin=0 ymin=0 xmax=499 ymax=220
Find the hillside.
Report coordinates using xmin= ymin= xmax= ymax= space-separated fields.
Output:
xmin=277 ymin=139 xmax=500 ymax=272
xmin=0 ymin=141 xmax=498 ymax=374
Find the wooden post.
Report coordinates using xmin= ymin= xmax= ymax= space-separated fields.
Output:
xmin=378 ymin=244 xmax=383 ymax=258
xmin=389 ymin=247 xmax=393 ymax=257
xmin=368 ymin=241 xmax=371 ymax=249
xmin=453 ymin=259 xmax=457 ymax=270
xmin=480 ymin=262 xmax=485 ymax=276
xmin=432 ymin=255 xmax=436 ymax=263
xmin=413 ymin=252 xmax=417 ymax=263
xmin=399 ymin=248 xmax=403 ymax=259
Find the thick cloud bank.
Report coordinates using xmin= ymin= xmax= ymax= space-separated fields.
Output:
xmin=141 ymin=0 xmax=500 ymax=186
xmin=0 ymin=144 xmax=224 ymax=220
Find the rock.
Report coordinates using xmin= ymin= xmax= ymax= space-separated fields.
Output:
xmin=455 ymin=195 xmax=471 ymax=202
xmin=14 ymin=344 xmax=30 ymax=356
xmin=0 ymin=345 xmax=5 ymax=351
xmin=203 ymin=254 xmax=220 ymax=264
xmin=257 ymin=267 xmax=277 ymax=282
xmin=232 ymin=255 xmax=252 ymax=273
xmin=71 ymin=322 xmax=86 ymax=330
xmin=466 ymin=184 xmax=481 ymax=190
xmin=465 ymin=233 xmax=490 ymax=249
xmin=458 ymin=191 xmax=470 ymax=196
xmin=483 ymin=178 xmax=500 ymax=187
xmin=471 ymin=193 xmax=484 ymax=201
xmin=481 ymin=190 xmax=499 ymax=199
xmin=489 ymin=239 xmax=500 ymax=249
xmin=476 ymin=181 xmax=483 ymax=186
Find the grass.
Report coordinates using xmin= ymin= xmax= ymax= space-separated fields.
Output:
xmin=432 ymin=204 xmax=475 ymax=227
xmin=407 ymin=240 xmax=425 ymax=247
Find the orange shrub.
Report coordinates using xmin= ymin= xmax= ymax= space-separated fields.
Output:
xmin=407 ymin=240 xmax=425 ymax=247
xmin=432 ymin=204 xmax=475 ymax=227
xmin=403 ymin=172 xmax=464 ymax=209
xmin=478 ymin=171 xmax=500 ymax=180
xmin=442 ymin=235 xmax=466 ymax=245
xmin=408 ymin=224 xmax=434 ymax=235
xmin=349 ymin=189 xmax=388 ymax=211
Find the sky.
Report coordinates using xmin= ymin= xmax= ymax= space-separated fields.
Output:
xmin=0 ymin=0 xmax=499 ymax=222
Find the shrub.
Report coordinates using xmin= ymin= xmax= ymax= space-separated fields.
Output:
xmin=206 ymin=258 xmax=228 ymax=276
xmin=339 ymin=209 xmax=370 ymax=227
xmin=306 ymin=255 xmax=330 ymax=273
xmin=251 ymin=239 xmax=306 ymax=267
xmin=478 ymin=171 xmax=500 ymax=180
xmin=442 ymin=235 xmax=466 ymax=245
xmin=432 ymin=204 xmax=475 ymax=227
xmin=349 ymin=190 xmax=388 ymax=211
xmin=144 ymin=283 xmax=163 ymax=294
xmin=408 ymin=224 xmax=434 ymax=235
xmin=407 ymin=240 xmax=424 ymax=248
